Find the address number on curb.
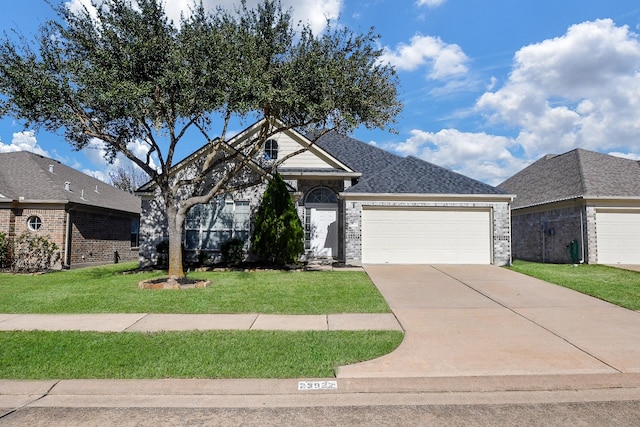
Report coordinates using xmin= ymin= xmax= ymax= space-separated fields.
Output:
xmin=298 ymin=381 xmax=338 ymax=391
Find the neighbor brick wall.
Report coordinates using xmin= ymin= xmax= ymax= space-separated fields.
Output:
xmin=0 ymin=209 xmax=12 ymax=236
xmin=585 ymin=205 xmax=597 ymax=264
xmin=511 ymin=204 xmax=588 ymax=264
xmin=11 ymin=207 xmax=67 ymax=268
xmin=69 ymin=210 xmax=138 ymax=266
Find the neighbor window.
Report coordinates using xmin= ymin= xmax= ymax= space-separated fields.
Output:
xmin=27 ymin=216 xmax=42 ymax=231
xmin=130 ymin=219 xmax=140 ymax=248
xmin=184 ymin=197 xmax=250 ymax=251
xmin=264 ymin=139 xmax=278 ymax=160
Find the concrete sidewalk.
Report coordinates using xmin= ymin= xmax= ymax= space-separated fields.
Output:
xmin=0 ymin=313 xmax=402 ymax=332
xmin=338 ymin=264 xmax=640 ymax=378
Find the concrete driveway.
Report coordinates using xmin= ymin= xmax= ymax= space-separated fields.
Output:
xmin=338 ymin=264 xmax=640 ymax=378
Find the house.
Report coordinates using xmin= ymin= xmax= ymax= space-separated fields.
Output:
xmin=0 ymin=151 xmax=141 ymax=268
xmin=137 ymin=120 xmax=513 ymax=266
xmin=497 ymin=148 xmax=640 ymax=264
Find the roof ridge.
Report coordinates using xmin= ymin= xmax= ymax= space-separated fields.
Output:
xmin=573 ymin=149 xmax=589 ymax=196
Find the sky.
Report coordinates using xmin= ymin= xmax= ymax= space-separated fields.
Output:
xmin=1 ymin=0 xmax=640 ymax=185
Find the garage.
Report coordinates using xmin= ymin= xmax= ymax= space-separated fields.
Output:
xmin=361 ymin=207 xmax=492 ymax=264
xmin=596 ymin=211 xmax=640 ymax=264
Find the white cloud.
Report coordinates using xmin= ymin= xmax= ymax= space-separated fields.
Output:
xmin=393 ymin=129 xmax=527 ymax=185
xmin=477 ymin=19 xmax=640 ymax=160
xmin=67 ymin=0 xmax=342 ymax=34
xmin=0 ymin=131 xmax=50 ymax=157
xmin=608 ymin=151 xmax=640 ymax=161
xmin=416 ymin=0 xmax=446 ymax=7
xmin=81 ymin=138 xmax=158 ymax=183
xmin=381 ymin=34 xmax=469 ymax=80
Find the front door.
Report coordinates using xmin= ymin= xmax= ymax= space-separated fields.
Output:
xmin=307 ymin=206 xmax=338 ymax=257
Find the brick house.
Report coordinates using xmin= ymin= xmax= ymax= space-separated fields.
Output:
xmin=498 ymin=148 xmax=640 ymax=264
xmin=0 ymin=151 xmax=141 ymax=268
xmin=138 ymin=120 xmax=512 ymax=266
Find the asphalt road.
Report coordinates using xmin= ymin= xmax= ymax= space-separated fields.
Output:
xmin=3 ymin=401 xmax=640 ymax=426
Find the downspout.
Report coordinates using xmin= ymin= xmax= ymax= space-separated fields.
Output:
xmin=64 ymin=210 xmax=71 ymax=268
xmin=64 ymin=204 xmax=77 ymax=268
xmin=579 ymin=208 xmax=585 ymax=264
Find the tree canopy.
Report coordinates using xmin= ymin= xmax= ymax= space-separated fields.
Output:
xmin=0 ymin=0 xmax=402 ymax=277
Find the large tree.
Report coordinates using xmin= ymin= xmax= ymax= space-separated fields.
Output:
xmin=0 ymin=0 xmax=401 ymax=277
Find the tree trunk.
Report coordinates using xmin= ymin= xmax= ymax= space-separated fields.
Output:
xmin=166 ymin=204 xmax=186 ymax=278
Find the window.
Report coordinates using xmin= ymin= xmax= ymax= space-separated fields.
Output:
xmin=184 ymin=197 xmax=250 ymax=251
xmin=130 ymin=219 xmax=140 ymax=248
xmin=264 ymin=139 xmax=278 ymax=160
xmin=27 ymin=216 xmax=42 ymax=231
xmin=305 ymin=187 xmax=337 ymax=204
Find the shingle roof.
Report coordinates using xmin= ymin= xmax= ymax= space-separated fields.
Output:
xmin=316 ymin=132 xmax=504 ymax=195
xmin=316 ymin=131 xmax=403 ymax=177
xmin=0 ymin=151 xmax=140 ymax=214
xmin=497 ymin=148 xmax=640 ymax=209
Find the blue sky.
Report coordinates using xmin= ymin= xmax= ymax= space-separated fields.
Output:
xmin=1 ymin=0 xmax=640 ymax=185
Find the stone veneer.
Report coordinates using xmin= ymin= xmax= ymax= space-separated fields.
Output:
xmin=343 ymin=199 xmax=512 ymax=266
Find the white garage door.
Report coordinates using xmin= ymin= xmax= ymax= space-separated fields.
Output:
xmin=596 ymin=211 xmax=640 ymax=264
xmin=361 ymin=207 xmax=492 ymax=264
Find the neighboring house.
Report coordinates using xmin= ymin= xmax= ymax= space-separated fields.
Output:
xmin=137 ymin=120 xmax=513 ymax=266
xmin=497 ymin=148 xmax=640 ymax=264
xmin=0 ymin=151 xmax=141 ymax=268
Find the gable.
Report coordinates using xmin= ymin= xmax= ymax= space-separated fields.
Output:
xmin=267 ymin=130 xmax=353 ymax=171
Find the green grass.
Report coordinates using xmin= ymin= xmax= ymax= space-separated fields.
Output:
xmin=0 ymin=330 xmax=403 ymax=379
xmin=0 ymin=262 xmax=390 ymax=314
xmin=508 ymin=261 xmax=640 ymax=310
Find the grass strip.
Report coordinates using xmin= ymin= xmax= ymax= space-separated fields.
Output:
xmin=508 ymin=261 xmax=640 ymax=310
xmin=0 ymin=263 xmax=390 ymax=314
xmin=0 ymin=330 xmax=403 ymax=379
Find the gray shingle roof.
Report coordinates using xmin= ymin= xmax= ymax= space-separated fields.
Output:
xmin=0 ymin=151 xmax=140 ymax=214
xmin=316 ymin=132 xmax=504 ymax=195
xmin=316 ymin=131 xmax=403 ymax=177
xmin=498 ymin=148 xmax=640 ymax=209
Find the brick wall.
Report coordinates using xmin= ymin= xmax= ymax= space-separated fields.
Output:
xmin=0 ymin=209 xmax=12 ymax=236
xmin=10 ymin=207 xmax=67 ymax=268
xmin=69 ymin=210 xmax=138 ymax=266
xmin=511 ymin=204 xmax=588 ymax=264
xmin=139 ymin=184 xmax=266 ymax=266
xmin=344 ymin=199 xmax=512 ymax=266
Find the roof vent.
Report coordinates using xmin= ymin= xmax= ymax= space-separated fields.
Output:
xmin=94 ymin=185 xmax=99 ymax=193
xmin=64 ymin=181 xmax=71 ymax=192
xmin=81 ymin=189 xmax=86 ymax=201
xmin=49 ymin=164 xmax=54 ymax=173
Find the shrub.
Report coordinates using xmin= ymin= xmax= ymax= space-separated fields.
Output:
xmin=251 ymin=173 xmax=304 ymax=266
xmin=0 ymin=232 xmax=11 ymax=268
xmin=221 ymin=238 xmax=245 ymax=266
xmin=11 ymin=232 xmax=60 ymax=272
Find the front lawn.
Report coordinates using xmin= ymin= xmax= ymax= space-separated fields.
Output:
xmin=0 ymin=330 xmax=403 ymax=379
xmin=0 ymin=262 xmax=390 ymax=314
xmin=508 ymin=261 xmax=640 ymax=310
xmin=0 ymin=263 xmax=402 ymax=379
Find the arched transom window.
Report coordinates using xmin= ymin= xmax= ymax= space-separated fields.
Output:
xmin=305 ymin=187 xmax=337 ymax=204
